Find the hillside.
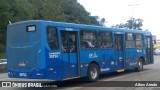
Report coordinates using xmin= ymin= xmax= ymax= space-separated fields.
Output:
xmin=0 ymin=0 xmax=103 ymax=58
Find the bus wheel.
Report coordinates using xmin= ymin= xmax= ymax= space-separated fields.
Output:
xmin=87 ymin=63 xmax=99 ymax=81
xmin=135 ymin=59 xmax=143 ymax=72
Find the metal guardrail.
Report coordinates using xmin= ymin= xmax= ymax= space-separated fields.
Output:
xmin=0 ymin=59 xmax=6 ymax=62
xmin=0 ymin=59 xmax=6 ymax=61
xmin=0 ymin=59 xmax=6 ymax=60
xmin=0 ymin=59 xmax=6 ymax=64
xmin=0 ymin=62 xmax=7 ymax=64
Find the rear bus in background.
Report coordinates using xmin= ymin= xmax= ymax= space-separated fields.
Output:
xmin=7 ymin=20 xmax=154 ymax=81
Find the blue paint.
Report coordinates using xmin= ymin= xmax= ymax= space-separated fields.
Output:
xmin=7 ymin=20 xmax=154 ymax=80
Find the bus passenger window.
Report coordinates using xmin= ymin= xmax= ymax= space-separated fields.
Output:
xmin=98 ymin=31 xmax=112 ymax=49
xmin=62 ymin=35 xmax=67 ymax=52
xmin=135 ymin=34 xmax=143 ymax=48
xmin=126 ymin=33 xmax=135 ymax=48
xmin=68 ymin=33 xmax=77 ymax=52
xmin=81 ymin=30 xmax=97 ymax=49
xmin=47 ymin=27 xmax=59 ymax=50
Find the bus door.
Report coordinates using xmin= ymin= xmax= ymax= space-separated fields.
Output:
xmin=61 ymin=31 xmax=79 ymax=79
xmin=145 ymin=36 xmax=152 ymax=63
xmin=114 ymin=34 xmax=125 ymax=71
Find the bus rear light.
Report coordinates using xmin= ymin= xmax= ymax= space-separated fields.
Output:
xmin=19 ymin=61 xmax=26 ymax=66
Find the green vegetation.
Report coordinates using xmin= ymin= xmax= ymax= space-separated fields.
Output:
xmin=0 ymin=44 xmax=6 ymax=59
xmin=0 ymin=0 xmax=143 ymax=59
xmin=0 ymin=0 xmax=105 ymax=30
xmin=0 ymin=52 xmax=6 ymax=59
xmin=0 ymin=0 xmax=106 ymax=42
xmin=0 ymin=0 xmax=107 ymax=58
xmin=112 ymin=18 xmax=143 ymax=30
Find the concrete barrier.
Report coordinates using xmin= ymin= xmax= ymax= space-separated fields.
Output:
xmin=0 ymin=59 xmax=6 ymax=62
xmin=0 ymin=64 xmax=7 ymax=73
xmin=0 ymin=59 xmax=7 ymax=73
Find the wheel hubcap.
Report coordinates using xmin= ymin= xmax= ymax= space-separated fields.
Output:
xmin=139 ymin=61 xmax=142 ymax=70
xmin=90 ymin=67 xmax=97 ymax=79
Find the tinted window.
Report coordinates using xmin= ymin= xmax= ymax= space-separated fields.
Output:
xmin=136 ymin=34 xmax=143 ymax=48
xmin=98 ymin=31 xmax=112 ymax=48
xmin=115 ymin=34 xmax=123 ymax=51
xmin=81 ymin=30 xmax=97 ymax=49
xmin=61 ymin=31 xmax=77 ymax=53
xmin=126 ymin=33 xmax=135 ymax=48
xmin=47 ymin=27 xmax=59 ymax=50
xmin=126 ymin=33 xmax=134 ymax=40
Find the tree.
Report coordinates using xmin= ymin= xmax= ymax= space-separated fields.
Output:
xmin=0 ymin=0 xmax=106 ymax=45
xmin=111 ymin=23 xmax=127 ymax=28
xmin=135 ymin=18 xmax=143 ymax=30
xmin=0 ymin=0 xmax=13 ymax=44
xmin=127 ymin=18 xmax=143 ymax=30
xmin=112 ymin=18 xmax=143 ymax=30
xmin=99 ymin=18 xmax=107 ymax=26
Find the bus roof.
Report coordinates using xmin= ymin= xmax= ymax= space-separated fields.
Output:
xmin=8 ymin=20 xmax=151 ymax=34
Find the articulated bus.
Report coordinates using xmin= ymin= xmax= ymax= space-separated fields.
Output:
xmin=7 ymin=20 xmax=154 ymax=81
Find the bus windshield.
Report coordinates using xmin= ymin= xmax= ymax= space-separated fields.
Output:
xmin=7 ymin=23 xmax=41 ymax=70
xmin=8 ymin=25 xmax=38 ymax=47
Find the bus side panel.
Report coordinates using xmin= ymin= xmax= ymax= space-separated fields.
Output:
xmin=125 ymin=48 xmax=139 ymax=69
xmin=80 ymin=50 xmax=106 ymax=76
xmin=44 ymin=48 xmax=63 ymax=80
xmin=43 ymin=24 xmax=63 ymax=80
xmin=99 ymin=50 xmax=118 ymax=73
xmin=80 ymin=50 xmax=99 ymax=77
xmin=80 ymin=49 xmax=117 ymax=77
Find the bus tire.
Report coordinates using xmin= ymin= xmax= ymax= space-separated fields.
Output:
xmin=135 ymin=58 xmax=143 ymax=72
xmin=87 ymin=63 xmax=99 ymax=81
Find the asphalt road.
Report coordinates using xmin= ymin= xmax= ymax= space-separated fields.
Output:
xmin=0 ymin=55 xmax=160 ymax=90
xmin=63 ymin=55 xmax=160 ymax=90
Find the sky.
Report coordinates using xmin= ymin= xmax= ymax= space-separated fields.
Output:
xmin=78 ymin=0 xmax=160 ymax=39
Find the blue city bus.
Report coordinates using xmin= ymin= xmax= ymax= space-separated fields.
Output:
xmin=7 ymin=20 xmax=154 ymax=81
